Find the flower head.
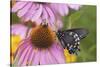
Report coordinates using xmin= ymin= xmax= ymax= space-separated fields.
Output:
xmin=11 ymin=23 xmax=66 ymax=66
xmin=12 ymin=1 xmax=81 ymax=30
xmin=11 ymin=23 xmax=78 ymax=66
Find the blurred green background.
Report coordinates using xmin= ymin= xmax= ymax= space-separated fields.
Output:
xmin=63 ymin=5 xmax=96 ymax=62
xmin=11 ymin=5 xmax=96 ymax=62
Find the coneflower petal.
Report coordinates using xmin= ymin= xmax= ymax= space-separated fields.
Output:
xmin=45 ymin=6 xmax=55 ymax=23
xmin=32 ymin=48 xmax=40 ymax=65
xmin=11 ymin=24 xmax=28 ymax=39
xmin=14 ymin=40 xmax=29 ymax=60
xmin=22 ymin=46 xmax=33 ymax=65
xmin=12 ymin=2 xmax=28 ymax=12
xmin=27 ymin=47 xmax=35 ymax=65
xmin=42 ymin=7 xmax=48 ymax=19
xmin=40 ymin=49 xmax=47 ymax=65
xmin=31 ymin=4 xmax=43 ymax=22
xmin=49 ymin=43 xmax=66 ymax=64
xmin=17 ymin=2 xmax=33 ymax=17
xmin=23 ymin=4 xmax=37 ymax=21
xmin=68 ymin=4 xmax=81 ymax=10
xmin=18 ymin=45 xmax=31 ymax=65
xmin=45 ymin=49 xmax=57 ymax=64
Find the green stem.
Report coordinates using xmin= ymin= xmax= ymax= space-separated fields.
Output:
xmin=67 ymin=17 xmax=72 ymax=29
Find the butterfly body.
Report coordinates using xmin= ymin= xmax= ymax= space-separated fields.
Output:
xmin=56 ymin=28 xmax=88 ymax=55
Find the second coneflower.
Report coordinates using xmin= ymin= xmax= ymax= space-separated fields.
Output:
xmin=12 ymin=22 xmax=66 ymax=66
xmin=11 ymin=1 xmax=81 ymax=30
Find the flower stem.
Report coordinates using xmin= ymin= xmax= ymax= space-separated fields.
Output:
xmin=67 ymin=17 xmax=72 ymax=29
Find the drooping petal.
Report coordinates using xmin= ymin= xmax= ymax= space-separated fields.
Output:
xmin=17 ymin=45 xmax=31 ymax=65
xmin=32 ymin=48 xmax=40 ymax=65
xmin=45 ymin=49 xmax=57 ymax=64
xmin=23 ymin=4 xmax=39 ymax=21
xmin=62 ymin=4 xmax=69 ymax=15
xmin=13 ymin=41 xmax=29 ymax=65
xmin=58 ymin=4 xmax=68 ymax=16
xmin=49 ymin=42 xmax=66 ymax=64
xmin=31 ymin=4 xmax=43 ymax=22
xmin=68 ymin=4 xmax=81 ymax=10
xmin=13 ymin=38 xmax=32 ymax=65
xmin=50 ymin=3 xmax=69 ymax=16
xmin=12 ymin=2 xmax=28 ymax=12
xmin=56 ymin=15 xmax=63 ymax=29
xmin=27 ymin=47 xmax=35 ymax=65
xmin=40 ymin=49 xmax=47 ymax=65
xmin=42 ymin=7 xmax=48 ymax=20
xmin=21 ymin=46 xmax=33 ymax=65
xmin=45 ymin=6 xmax=55 ymax=23
xmin=17 ymin=2 xmax=33 ymax=17
xmin=12 ymin=2 xmax=81 ymax=31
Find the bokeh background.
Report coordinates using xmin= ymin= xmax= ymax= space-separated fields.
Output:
xmin=63 ymin=5 xmax=96 ymax=62
xmin=11 ymin=5 xmax=96 ymax=62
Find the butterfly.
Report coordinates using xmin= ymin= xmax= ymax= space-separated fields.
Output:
xmin=56 ymin=28 xmax=88 ymax=55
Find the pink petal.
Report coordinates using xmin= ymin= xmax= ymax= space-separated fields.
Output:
xmin=27 ymin=47 xmax=35 ymax=65
xmin=18 ymin=45 xmax=31 ymax=65
xmin=21 ymin=46 xmax=33 ymax=65
xmin=45 ymin=6 xmax=55 ymax=23
xmin=34 ymin=17 xmax=42 ymax=25
xmin=13 ymin=38 xmax=31 ymax=65
xmin=49 ymin=43 xmax=66 ymax=64
xmin=40 ymin=49 xmax=47 ymax=65
xmin=17 ymin=2 xmax=32 ymax=17
xmin=56 ymin=16 xmax=63 ymax=29
xmin=13 ymin=42 xmax=28 ymax=65
xmin=15 ymin=39 xmax=29 ymax=58
xmin=32 ymin=48 xmax=40 ymax=65
xmin=68 ymin=4 xmax=81 ymax=10
xmin=45 ymin=49 xmax=57 ymax=64
xmin=58 ymin=4 xmax=66 ymax=16
xmin=31 ymin=4 xmax=43 ymax=22
xmin=63 ymin=4 xmax=69 ymax=15
xmin=24 ymin=4 xmax=39 ymax=21
xmin=50 ymin=4 xmax=69 ymax=16
xmin=12 ymin=2 xmax=28 ymax=12
xmin=50 ymin=4 xmax=58 ymax=12
xmin=11 ymin=24 xmax=28 ymax=39
xmin=42 ymin=7 xmax=48 ymax=20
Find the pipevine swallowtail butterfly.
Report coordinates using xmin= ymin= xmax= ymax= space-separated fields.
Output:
xmin=56 ymin=28 xmax=88 ymax=55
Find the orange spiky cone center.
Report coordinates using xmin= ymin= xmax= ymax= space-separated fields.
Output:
xmin=30 ymin=24 xmax=55 ymax=49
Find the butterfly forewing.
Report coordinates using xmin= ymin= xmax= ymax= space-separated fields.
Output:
xmin=65 ymin=28 xmax=88 ymax=39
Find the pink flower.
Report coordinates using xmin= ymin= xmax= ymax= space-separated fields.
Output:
xmin=11 ymin=24 xmax=66 ymax=66
xmin=11 ymin=24 xmax=31 ymax=39
xmin=12 ymin=1 xmax=81 ymax=30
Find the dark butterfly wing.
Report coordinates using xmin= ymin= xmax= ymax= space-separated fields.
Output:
xmin=56 ymin=28 xmax=88 ymax=55
xmin=64 ymin=28 xmax=88 ymax=39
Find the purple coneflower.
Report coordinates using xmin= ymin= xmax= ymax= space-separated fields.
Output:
xmin=12 ymin=1 xmax=81 ymax=30
xmin=11 ymin=23 xmax=66 ymax=66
